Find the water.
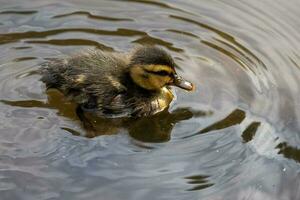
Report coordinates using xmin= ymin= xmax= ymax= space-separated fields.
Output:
xmin=1 ymin=0 xmax=300 ymax=199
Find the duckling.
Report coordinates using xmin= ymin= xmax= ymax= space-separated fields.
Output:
xmin=40 ymin=46 xmax=194 ymax=117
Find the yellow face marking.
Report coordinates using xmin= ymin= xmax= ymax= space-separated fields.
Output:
xmin=130 ymin=64 xmax=174 ymax=91
xmin=143 ymin=65 xmax=174 ymax=74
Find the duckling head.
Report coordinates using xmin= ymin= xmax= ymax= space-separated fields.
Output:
xmin=129 ymin=46 xmax=194 ymax=91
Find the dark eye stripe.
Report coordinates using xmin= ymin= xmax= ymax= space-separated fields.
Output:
xmin=144 ymin=69 xmax=171 ymax=76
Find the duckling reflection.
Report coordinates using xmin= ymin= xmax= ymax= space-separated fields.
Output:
xmin=77 ymin=104 xmax=197 ymax=142
xmin=1 ymin=89 xmax=207 ymax=142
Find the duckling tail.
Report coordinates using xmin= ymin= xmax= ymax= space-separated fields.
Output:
xmin=39 ymin=59 xmax=66 ymax=89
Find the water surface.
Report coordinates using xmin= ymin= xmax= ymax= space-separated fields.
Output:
xmin=1 ymin=0 xmax=300 ymax=199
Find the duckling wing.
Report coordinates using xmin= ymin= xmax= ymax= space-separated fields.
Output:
xmin=96 ymin=93 xmax=133 ymax=117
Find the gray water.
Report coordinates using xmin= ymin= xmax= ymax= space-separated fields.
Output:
xmin=0 ymin=0 xmax=300 ymax=199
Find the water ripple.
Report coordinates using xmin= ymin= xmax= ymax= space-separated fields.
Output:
xmin=0 ymin=28 xmax=147 ymax=45
xmin=0 ymin=0 xmax=300 ymax=199
xmin=0 ymin=10 xmax=38 ymax=15
xmin=52 ymin=11 xmax=133 ymax=22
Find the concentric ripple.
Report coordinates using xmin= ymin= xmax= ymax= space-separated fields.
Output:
xmin=0 ymin=0 xmax=300 ymax=200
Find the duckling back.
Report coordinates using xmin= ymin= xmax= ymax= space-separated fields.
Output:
xmin=41 ymin=50 xmax=130 ymax=110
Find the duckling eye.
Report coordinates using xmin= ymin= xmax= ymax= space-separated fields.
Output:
xmin=145 ymin=69 xmax=171 ymax=76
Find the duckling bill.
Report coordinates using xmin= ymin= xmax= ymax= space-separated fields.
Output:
xmin=40 ymin=46 xmax=194 ymax=117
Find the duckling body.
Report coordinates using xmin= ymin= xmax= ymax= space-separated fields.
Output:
xmin=40 ymin=47 xmax=193 ymax=117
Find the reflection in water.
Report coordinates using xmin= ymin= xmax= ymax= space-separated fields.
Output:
xmin=276 ymin=142 xmax=300 ymax=163
xmin=13 ymin=57 xmax=37 ymax=62
xmin=26 ymin=39 xmax=112 ymax=50
xmin=52 ymin=11 xmax=133 ymax=21
xmin=79 ymin=107 xmax=195 ymax=141
xmin=0 ymin=28 xmax=184 ymax=52
xmin=184 ymin=174 xmax=214 ymax=191
xmin=4 ymin=91 xmax=300 ymax=163
xmin=200 ymin=109 xmax=245 ymax=134
xmin=0 ymin=28 xmax=146 ymax=45
xmin=241 ymin=121 xmax=261 ymax=143
xmin=128 ymin=108 xmax=194 ymax=143
xmin=1 ymin=90 xmax=78 ymax=120
xmin=1 ymin=89 xmax=209 ymax=142
xmin=0 ymin=10 xmax=38 ymax=15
